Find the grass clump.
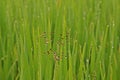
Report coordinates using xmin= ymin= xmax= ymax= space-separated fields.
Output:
xmin=0 ymin=0 xmax=120 ymax=80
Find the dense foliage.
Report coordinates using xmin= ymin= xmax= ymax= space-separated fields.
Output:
xmin=0 ymin=0 xmax=120 ymax=80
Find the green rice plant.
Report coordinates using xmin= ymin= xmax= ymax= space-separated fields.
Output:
xmin=0 ymin=0 xmax=120 ymax=80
